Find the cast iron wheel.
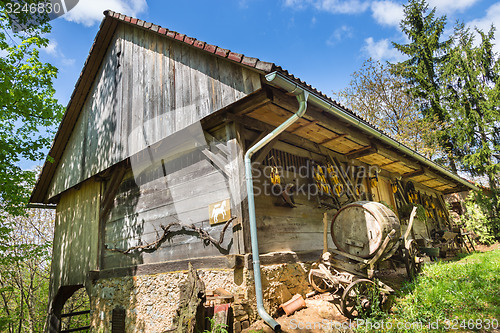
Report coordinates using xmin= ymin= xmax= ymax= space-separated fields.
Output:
xmin=403 ymin=239 xmax=422 ymax=280
xmin=308 ymin=262 xmax=337 ymax=293
xmin=341 ymin=279 xmax=379 ymax=319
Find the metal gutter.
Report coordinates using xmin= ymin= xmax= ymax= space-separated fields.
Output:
xmin=26 ymin=203 xmax=57 ymax=209
xmin=265 ymin=71 xmax=478 ymax=192
xmin=244 ymin=90 xmax=308 ymax=331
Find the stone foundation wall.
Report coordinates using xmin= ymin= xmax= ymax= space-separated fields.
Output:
xmin=88 ymin=261 xmax=313 ymax=332
xmin=260 ymin=262 xmax=313 ymax=316
xmin=90 ymin=268 xmax=246 ymax=333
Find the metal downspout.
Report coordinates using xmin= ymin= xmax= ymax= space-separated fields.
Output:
xmin=244 ymin=90 xmax=308 ymax=331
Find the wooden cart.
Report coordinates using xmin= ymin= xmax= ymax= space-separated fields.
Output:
xmin=308 ymin=204 xmax=421 ymax=319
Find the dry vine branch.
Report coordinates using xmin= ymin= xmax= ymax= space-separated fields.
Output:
xmin=106 ymin=217 xmax=236 ymax=254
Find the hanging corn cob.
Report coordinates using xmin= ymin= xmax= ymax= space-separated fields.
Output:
xmin=326 ymin=163 xmax=343 ymax=196
xmin=313 ymin=165 xmax=333 ymax=196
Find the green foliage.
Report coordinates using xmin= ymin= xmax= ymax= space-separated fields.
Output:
xmin=0 ymin=2 xmax=64 ymax=216
xmin=392 ymin=0 xmax=458 ymax=171
xmin=355 ymin=250 xmax=500 ymax=332
xmin=391 ymin=0 xmax=500 ymax=217
xmin=392 ymin=0 xmax=450 ymax=119
xmin=203 ymin=317 xmax=229 ymax=333
xmin=60 ymin=288 xmax=91 ymax=332
xmin=441 ymin=23 xmax=500 ymax=203
xmin=0 ymin=4 xmax=62 ymax=329
xmin=356 ymin=279 xmax=386 ymax=320
xmin=0 ymin=209 xmax=54 ymax=333
xmin=461 ymin=191 xmax=499 ymax=244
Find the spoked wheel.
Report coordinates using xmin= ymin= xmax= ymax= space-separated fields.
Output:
xmin=341 ymin=279 xmax=379 ymax=319
xmin=308 ymin=262 xmax=338 ymax=293
xmin=403 ymin=239 xmax=422 ymax=280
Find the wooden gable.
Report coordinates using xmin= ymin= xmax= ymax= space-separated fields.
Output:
xmin=46 ymin=23 xmax=262 ymax=201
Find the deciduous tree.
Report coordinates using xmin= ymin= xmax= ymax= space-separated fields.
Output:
xmin=0 ymin=1 xmax=63 ymax=216
xmin=334 ymin=59 xmax=442 ymax=159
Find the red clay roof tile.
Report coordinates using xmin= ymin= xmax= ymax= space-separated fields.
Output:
xmin=101 ymin=10 xmax=355 ymax=117
xmin=204 ymin=44 xmax=216 ymax=53
xmin=184 ymin=36 xmax=195 ymax=45
xmin=228 ymin=52 xmax=243 ymax=62
xmin=242 ymin=56 xmax=258 ymax=67
xmin=215 ymin=47 xmax=229 ymax=57
xmin=29 ymin=9 xmax=476 ymax=203
xmin=193 ymin=40 xmax=205 ymax=49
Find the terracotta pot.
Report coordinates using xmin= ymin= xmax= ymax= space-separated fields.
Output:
xmin=280 ymin=294 xmax=306 ymax=316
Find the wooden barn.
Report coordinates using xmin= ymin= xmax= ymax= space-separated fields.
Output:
xmin=30 ymin=10 xmax=477 ymax=332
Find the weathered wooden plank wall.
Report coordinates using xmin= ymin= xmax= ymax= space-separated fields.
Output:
xmin=50 ymin=179 xmax=100 ymax=296
xmin=252 ymin=150 xmax=337 ymax=254
xmin=48 ymin=23 xmax=261 ymax=200
xmin=102 ymin=138 xmax=242 ymax=269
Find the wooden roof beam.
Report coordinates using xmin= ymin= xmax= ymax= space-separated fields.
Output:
xmin=320 ymin=133 xmax=347 ymax=145
xmin=290 ymin=120 xmax=319 ymax=133
xmin=267 ymin=86 xmax=372 ymax=146
xmin=380 ymin=160 xmax=400 ymax=167
xmin=346 ymin=146 xmax=377 ymax=160
xmin=402 ymin=168 xmax=425 ymax=179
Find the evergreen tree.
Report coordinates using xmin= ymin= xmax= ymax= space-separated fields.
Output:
xmin=392 ymin=0 xmax=457 ymax=171
xmin=442 ymin=23 xmax=500 ymax=224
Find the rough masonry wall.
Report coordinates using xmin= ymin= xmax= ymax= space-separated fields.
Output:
xmin=89 ymin=262 xmax=313 ymax=332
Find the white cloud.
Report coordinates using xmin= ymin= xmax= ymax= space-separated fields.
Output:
xmin=371 ymin=1 xmax=404 ymax=27
xmin=44 ymin=40 xmax=58 ymax=56
xmin=467 ymin=2 xmax=500 ymax=53
xmin=63 ymin=0 xmax=148 ymax=27
xmin=283 ymin=0 xmax=369 ymax=14
xmin=41 ymin=39 xmax=75 ymax=66
xmin=284 ymin=0 xmax=313 ymax=10
xmin=326 ymin=25 xmax=353 ymax=45
xmin=315 ymin=0 xmax=369 ymax=14
xmin=362 ymin=37 xmax=406 ymax=62
xmin=428 ymin=0 xmax=479 ymax=14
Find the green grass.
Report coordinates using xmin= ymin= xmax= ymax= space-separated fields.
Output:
xmin=356 ymin=250 xmax=500 ymax=332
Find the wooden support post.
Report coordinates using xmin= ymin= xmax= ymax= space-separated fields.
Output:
xmin=201 ymin=149 xmax=230 ymax=177
xmin=323 ymin=212 xmax=328 ymax=254
xmin=253 ymin=137 xmax=278 ymax=165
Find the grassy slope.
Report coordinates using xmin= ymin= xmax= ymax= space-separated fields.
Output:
xmin=357 ymin=250 xmax=500 ymax=332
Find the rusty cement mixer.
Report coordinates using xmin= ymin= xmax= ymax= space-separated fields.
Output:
xmin=308 ymin=201 xmax=421 ymax=319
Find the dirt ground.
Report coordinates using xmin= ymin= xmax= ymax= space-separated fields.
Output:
xmin=243 ymin=266 xmax=408 ymax=333
xmin=243 ymin=243 xmax=500 ymax=333
xmin=243 ymin=293 xmax=352 ymax=333
xmin=473 ymin=242 xmax=500 ymax=253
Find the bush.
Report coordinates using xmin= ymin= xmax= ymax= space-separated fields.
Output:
xmin=461 ymin=190 xmax=499 ymax=245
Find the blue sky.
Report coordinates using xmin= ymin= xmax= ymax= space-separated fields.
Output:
xmin=25 ymin=0 xmax=500 ymax=169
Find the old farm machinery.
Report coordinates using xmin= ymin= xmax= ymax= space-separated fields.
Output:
xmin=308 ymin=201 xmax=422 ymax=319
